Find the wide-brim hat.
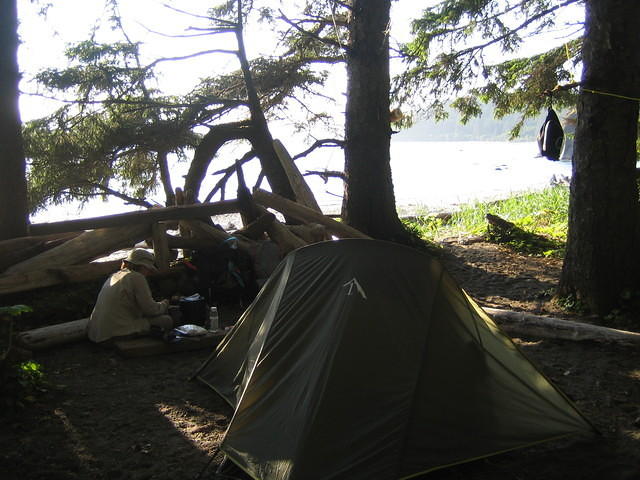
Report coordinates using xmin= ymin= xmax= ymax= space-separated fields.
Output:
xmin=126 ymin=249 xmax=158 ymax=272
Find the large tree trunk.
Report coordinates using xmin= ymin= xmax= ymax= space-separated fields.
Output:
xmin=559 ymin=0 xmax=640 ymax=315
xmin=342 ymin=0 xmax=407 ymax=241
xmin=0 ymin=0 xmax=29 ymax=240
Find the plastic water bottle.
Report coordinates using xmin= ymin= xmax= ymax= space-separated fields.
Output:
xmin=208 ymin=306 xmax=219 ymax=331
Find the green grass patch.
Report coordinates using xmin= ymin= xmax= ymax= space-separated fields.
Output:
xmin=402 ymin=185 xmax=569 ymax=256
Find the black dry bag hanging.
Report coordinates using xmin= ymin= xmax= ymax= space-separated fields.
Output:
xmin=537 ymin=107 xmax=564 ymax=161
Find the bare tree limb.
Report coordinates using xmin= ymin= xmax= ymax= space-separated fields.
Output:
xmin=303 ymin=170 xmax=346 ymax=183
xmin=292 ymin=138 xmax=344 ymax=160
xmin=84 ymin=183 xmax=154 ymax=208
xmin=139 ymin=25 xmax=234 ymax=38
xmin=145 ymin=49 xmax=238 ymax=70
xmin=444 ymin=0 xmax=581 ymax=63
xmin=204 ymin=150 xmax=257 ymax=203
xmin=160 ymin=2 xmax=236 ymax=27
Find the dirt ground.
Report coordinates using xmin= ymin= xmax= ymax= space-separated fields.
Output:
xmin=2 ymin=240 xmax=640 ymax=480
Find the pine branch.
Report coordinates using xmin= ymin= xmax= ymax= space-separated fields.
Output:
xmin=279 ymin=10 xmax=349 ymax=53
xmin=292 ymin=139 xmax=344 ymax=160
xmin=84 ymin=182 xmax=154 ymax=208
xmin=303 ymin=169 xmax=346 ymax=183
xmin=448 ymin=0 xmax=581 ymax=62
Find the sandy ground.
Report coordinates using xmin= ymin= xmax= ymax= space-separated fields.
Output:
xmin=2 ymin=240 xmax=640 ymax=479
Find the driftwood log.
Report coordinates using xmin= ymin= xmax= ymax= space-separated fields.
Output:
xmin=235 ymin=160 xmax=260 ymax=226
xmin=485 ymin=213 xmax=517 ymax=232
xmin=232 ymin=212 xmax=276 ymax=240
xmin=253 ymin=188 xmax=371 ymax=240
xmin=20 ymin=306 xmax=640 ymax=352
xmin=486 ymin=307 xmax=640 ymax=345
xmin=254 ymin=205 xmax=307 ymax=255
xmin=151 ymin=223 xmax=171 ymax=272
xmin=28 ymin=200 xmax=240 ymax=236
xmin=0 ymin=232 xmax=82 ymax=272
xmin=180 ymin=220 xmax=256 ymax=254
xmin=287 ymin=223 xmax=330 ymax=244
xmin=0 ymin=260 xmax=121 ymax=296
xmin=164 ymin=233 xmax=222 ymax=251
xmin=16 ymin=318 xmax=89 ymax=351
xmin=5 ymin=224 xmax=150 ymax=274
xmin=272 ymin=139 xmax=323 ymax=214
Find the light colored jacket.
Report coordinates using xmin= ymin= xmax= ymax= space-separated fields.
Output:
xmin=87 ymin=268 xmax=168 ymax=343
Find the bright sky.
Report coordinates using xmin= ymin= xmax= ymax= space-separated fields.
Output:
xmin=18 ymin=0 xmax=239 ymax=120
xmin=17 ymin=0 xmax=583 ymax=120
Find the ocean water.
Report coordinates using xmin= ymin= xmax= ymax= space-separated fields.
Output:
xmin=389 ymin=141 xmax=571 ymax=213
xmin=299 ymin=140 xmax=571 ymax=215
xmin=30 ymin=141 xmax=572 ymax=223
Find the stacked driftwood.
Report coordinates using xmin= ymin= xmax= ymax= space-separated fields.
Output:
xmin=0 ymin=189 xmax=372 ymax=352
xmin=0 ymin=188 xmax=371 ymax=299
xmin=0 ymin=141 xmax=373 ymax=351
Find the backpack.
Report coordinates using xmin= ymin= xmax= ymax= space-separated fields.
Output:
xmin=537 ymin=107 xmax=564 ymax=161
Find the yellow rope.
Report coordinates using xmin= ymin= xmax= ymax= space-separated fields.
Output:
xmin=582 ymin=88 xmax=640 ymax=103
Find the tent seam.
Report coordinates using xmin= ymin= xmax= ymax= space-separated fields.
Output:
xmin=394 ymin=261 xmax=445 ymax=478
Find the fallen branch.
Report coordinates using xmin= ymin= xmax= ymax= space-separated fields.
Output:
xmin=485 ymin=307 xmax=640 ymax=345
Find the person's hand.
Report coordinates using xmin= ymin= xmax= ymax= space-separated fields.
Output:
xmin=160 ymin=299 xmax=170 ymax=311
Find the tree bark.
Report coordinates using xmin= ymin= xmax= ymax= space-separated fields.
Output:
xmin=559 ymin=0 xmax=640 ymax=315
xmin=342 ymin=0 xmax=407 ymax=241
xmin=0 ymin=0 xmax=29 ymax=240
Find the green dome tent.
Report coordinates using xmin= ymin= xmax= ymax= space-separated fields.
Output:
xmin=194 ymin=239 xmax=594 ymax=479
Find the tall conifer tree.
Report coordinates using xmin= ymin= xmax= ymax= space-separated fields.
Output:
xmin=0 ymin=0 xmax=29 ymax=239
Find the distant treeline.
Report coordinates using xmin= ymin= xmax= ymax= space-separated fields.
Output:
xmin=394 ymin=104 xmax=548 ymax=142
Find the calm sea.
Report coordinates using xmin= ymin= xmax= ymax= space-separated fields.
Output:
xmin=30 ymin=141 xmax=572 ymax=224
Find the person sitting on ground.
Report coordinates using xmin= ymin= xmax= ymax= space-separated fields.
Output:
xmin=87 ymin=249 xmax=173 ymax=343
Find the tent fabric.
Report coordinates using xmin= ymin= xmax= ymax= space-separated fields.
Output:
xmin=195 ymin=239 xmax=594 ymax=480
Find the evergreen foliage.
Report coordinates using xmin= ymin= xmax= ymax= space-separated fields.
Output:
xmin=22 ymin=2 xmax=336 ymax=212
xmin=395 ymin=0 xmax=583 ymax=138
